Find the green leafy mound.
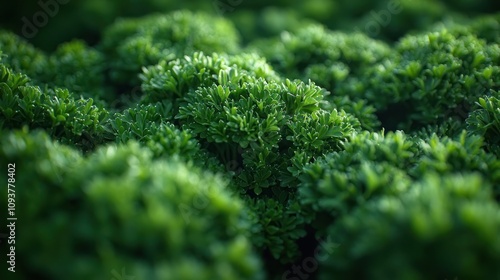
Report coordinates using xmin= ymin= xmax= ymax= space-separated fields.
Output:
xmin=413 ymin=132 xmax=500 ymax=185
xmin=0 ymin=62 xmax=109 ymax=151
xmin=321 ymin=173 xmax=500 ymax=280
xmin=140 ymin=51 xmax=279 ymax=107
xmin=106 ymin=100 xmax=226 ymax=174
xmin=339 ymin=29 xmax=500 ymax=130
xmin=100 ymin=11 xmax=240 ymax=86
xmin=299 ymin=131 xmax=416 ymax=233
xmin=428 ymin=13 xmax=500 ymax=44
xmin=467 ymin=93 xmax=500 ymax=156
xmin=0 ymin=33 xmax=109 ymax=103
xmin=0 ymin=129 xmax=263 ymax=280
xmin=162 ymin=53 xmax=359 ymax=261
xmin=249 ymin=24 xmax=392 ymax=90
xmin=300 ymin=130 xmax=500 ymax=231
xmin=41 ymin=40 xmax=109 ymax=101
xmin=0 ymin=31 xmax=46 ymax=78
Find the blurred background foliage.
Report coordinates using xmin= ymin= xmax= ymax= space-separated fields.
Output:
xmin=1 ymin=0 xmax=499 ymax=51
xmin=1 ymin=1 xmax=500 ymax=279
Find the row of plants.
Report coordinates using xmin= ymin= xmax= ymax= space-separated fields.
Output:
xmin=1 ymin=9 xmax=499 ymax=280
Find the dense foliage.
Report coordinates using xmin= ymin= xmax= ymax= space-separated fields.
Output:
xmin=0 ymin=129 xmax=262 ymax=280
xmin=1 ymin=2 xmax=499 ymax=280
